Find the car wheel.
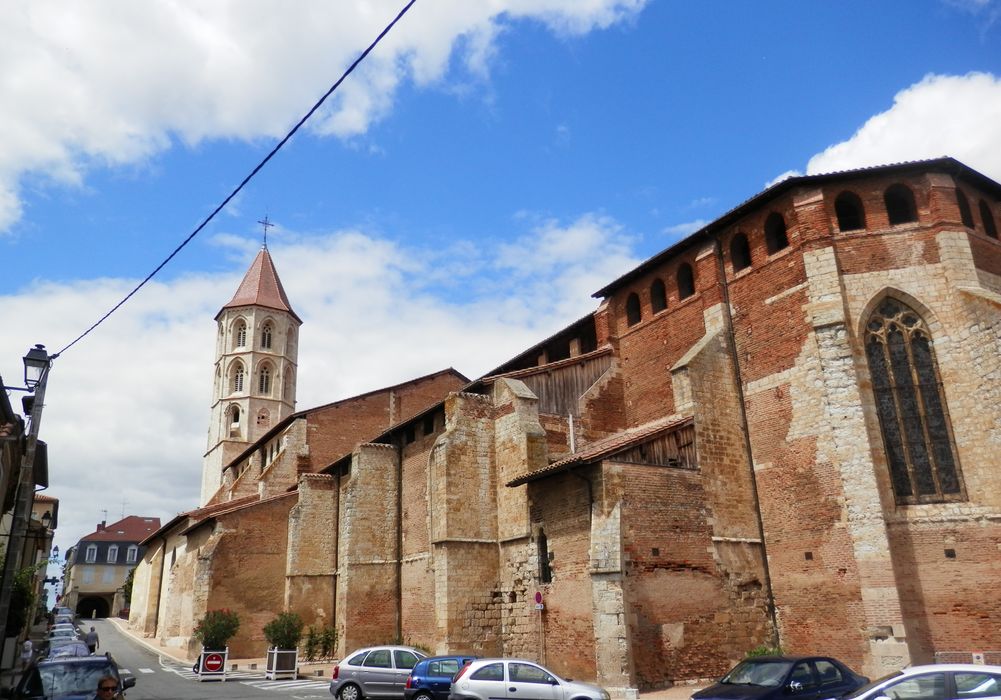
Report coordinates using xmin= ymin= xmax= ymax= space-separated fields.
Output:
xmin=339 ymin=684 xmax=362 ymax=700
xmin=414 ymin=692 xmax=433 ymax=700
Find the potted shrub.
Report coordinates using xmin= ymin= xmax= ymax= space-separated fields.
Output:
xmin=263 ymin=611 xmax=304 ymax=680
xmin=192 ymin=609 xmax=240 ymax=680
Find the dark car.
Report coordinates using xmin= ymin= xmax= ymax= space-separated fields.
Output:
xmin=404 ymin=655 xmax=477 ymax=700
xmin=692 ymin=656 xmax=868 ymax=700
xmin=2 ymin=653 xmax=136 ymax=700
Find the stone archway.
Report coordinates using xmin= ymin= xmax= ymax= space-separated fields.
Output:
xmin=77 ymin=596 xmax=111 ymax=619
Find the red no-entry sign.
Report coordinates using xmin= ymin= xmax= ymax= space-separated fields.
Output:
xmin=203 ymin=653 xmax=224 ymax=672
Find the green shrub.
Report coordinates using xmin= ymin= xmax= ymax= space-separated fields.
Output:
xmin=263 ymin=611 xmax=304 ymax=649
xmin=319 ymin=625 xmax=337 ymax=659
xmin=304 ymin=626 xmax=319 ymax=662
xmin=193 ymin=609 xmax=240 ymax=649
xmin=746 ymin=644 xmax=784 ymax=658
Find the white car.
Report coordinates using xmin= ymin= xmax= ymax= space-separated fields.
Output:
xmin=845 ymin=664 xmax=1001 ymax=700
xmin=450 ymin=659 xmax=610 ymax=700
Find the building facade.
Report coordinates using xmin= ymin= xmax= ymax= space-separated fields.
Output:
xmin=62 ymin=516 xmax=160 ymax=618
xmin=131 ymin=158 xmax=1001 ymax=690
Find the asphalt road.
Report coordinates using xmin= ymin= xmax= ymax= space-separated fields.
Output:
xmin=91 ymin=619 xmax=332 ymax=700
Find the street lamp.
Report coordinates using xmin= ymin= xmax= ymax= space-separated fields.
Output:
xmin=0 ymin=344 xmax=55 ymax=662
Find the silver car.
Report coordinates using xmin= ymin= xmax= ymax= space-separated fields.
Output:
xmin=844 ymin=663 xmax=1001 ymax=700
xmin=330 ymin=646 xmax=428 ymax=700
xmin=450 ymin=659 xmax=610 ymax=700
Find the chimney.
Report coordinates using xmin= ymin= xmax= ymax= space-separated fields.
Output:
xmin=96 ymin=521 xmax=106 ymax=532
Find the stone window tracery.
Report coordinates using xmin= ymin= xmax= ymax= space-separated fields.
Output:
xmin=864 ymin=298 xmax=964 ymax=504
xmin=231 ymin=362 xmax=245 ymax=393
xmin=261 ymin=322 xmax=273 ymax=349
xmin=258 ymin=365 xmax=271 ymax=395
xmin=234 ymin=320 xmax=247 ymax=349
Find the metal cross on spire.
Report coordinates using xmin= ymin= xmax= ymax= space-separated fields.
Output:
xmin=258 ymin=216 xmax=274 ymax=249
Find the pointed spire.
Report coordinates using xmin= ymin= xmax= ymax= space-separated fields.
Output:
xmin=217 ymin=248 xmax=301 ymax=322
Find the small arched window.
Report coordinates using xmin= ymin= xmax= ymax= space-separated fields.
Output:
xmin=764 ymin=213 xmax=789 ymax=253
xmin=230 ymin=405 xmax=241 ymax=425
xmin=979 ymin=199 xmax=998 ymax=239
xmin=258 ymin=365 xmax=271 ymax=395
xmin=835 ymin=191 xmax=867 ymax=232
xmin=285 ymin=327 xmax=296 ymax=355
xmin=677 ymin=263 xmax=695 ymax=300
xmin=864 ymin=297 xmax=963 ymax=504
xmin=956 ymin=190 xmax=974 ymax=228
xmin=650 ymin=279 xmax=667 ymax=313
xmin=625 ymin=293 xmax=642 ymax=326
xmin=537 ymin=530 xmax=552 ymax=584
xmin=231 ymin=363 xmax=245 ymax=393
xmin=261 ymin=322 xmax=273 ymax=350
xmin=730 ymin=233 xmax=752 ymax=272
xmin=884 ymin=184 xmax=918 ymax=225
xmin=233 ymin=320 xmax=247 ymax=349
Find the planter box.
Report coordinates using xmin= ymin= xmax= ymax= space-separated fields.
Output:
xmin=266 ymin=647 xmax=299 ymax=680
xmin=196 ymin=647 xmax=229 ymax=681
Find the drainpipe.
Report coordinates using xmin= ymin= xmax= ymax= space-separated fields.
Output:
xmin=713 ymin=236 xmax=781 ymax=648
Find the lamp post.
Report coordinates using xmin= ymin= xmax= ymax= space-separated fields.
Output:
xmin=0 ymin=344 xmax=54 ymax=658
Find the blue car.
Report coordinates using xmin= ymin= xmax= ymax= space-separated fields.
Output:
xmin=405 ymin=655 xmax=478 ymax=700
xmin=692 ymin=656 xmax=868 ymax=700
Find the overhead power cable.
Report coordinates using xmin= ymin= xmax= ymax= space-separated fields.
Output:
xmin=56 ymin=0 xmax=418 ymax=357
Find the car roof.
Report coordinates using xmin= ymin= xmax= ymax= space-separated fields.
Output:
xmin=901 ymin=664 xmax=1001 ymax=673
xmin=418 ymin=655 xmax=477 ymax=663
xmin=38 ymin=655 xmax=114 ymax=667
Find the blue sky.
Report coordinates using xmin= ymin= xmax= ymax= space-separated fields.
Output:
xmin=2 ymin=0 xmax=1000 ymax=557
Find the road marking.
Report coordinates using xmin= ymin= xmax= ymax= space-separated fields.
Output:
xmin=119 ymin=669 xmax=130 ymax=674
xmin=139 ymin=668 xmax=155 ymax=673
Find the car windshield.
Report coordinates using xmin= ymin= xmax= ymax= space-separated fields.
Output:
xmin=843 ymin=671 xmax=905 ymax=699
xmin=26 ymin=661 xmax=115 ymax=698
xmin=721 ymin=660 xmax=794 ymax=687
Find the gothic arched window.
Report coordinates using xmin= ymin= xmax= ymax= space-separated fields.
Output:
xmin=231 ymin=363 xmax=245 ymax=393
xmin=537 ymin=530 xmax=552 ymax=584
xmin=764 ymin=212 xmax=789 ymax=253
xmin=258 ymin=365 xmax=271 ymax=395
xmin=234 ymin=320 xmax=247 ymax=349
xmin=650 ymin=279 xmax=667 ymax=313
xmin=864 ymin=298 xmax=964 ymax=504
xmin=677 ymin=262 xmax=695 ymax=300
xmin=979 ymin=199 xmax=998 ymax=239
xmin=625 ymin=293 xmax=642 ymax=326
xmin=261 ymin=322 xmax=273 ymax=350
xmin=730 ymin=232 xmax=752 ymax=271
xmin=884 ymin=184 xmax=918 ymax=225
xmin=283 ymin=371 xmax=293 ymax=400
xmin=956 ymin=189 xmax=974 ymax=228
xmin=835 ymin=191 xmax=867 ymax=232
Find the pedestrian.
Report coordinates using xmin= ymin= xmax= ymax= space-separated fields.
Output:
xmin=19 ymin=638 xmax=33 ymax=669
xmin=92 ymin=675 xmax=118 ymax=700
xmin=84 ymin=626 xmax=100 ymax=654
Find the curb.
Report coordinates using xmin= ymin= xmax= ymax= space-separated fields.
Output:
xmin=104 ymin=617 xmax=189 ymax=665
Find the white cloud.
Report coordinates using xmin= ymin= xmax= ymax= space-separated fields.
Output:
xmin=805 ymin=72 xmax=1001 ymax=182
xmin=663 ymin=219 xmax=707 ymax=239
xmin=0 ymin=0 xmax=649 ymax=232
xmin=765 ymin=170 xmax=801 ymax=189
xmin=1 ymin=214 xmax=638 ymax=555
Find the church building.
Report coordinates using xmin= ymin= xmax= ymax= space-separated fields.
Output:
xmin=129 ymin=157 xmax=1001 ymax=693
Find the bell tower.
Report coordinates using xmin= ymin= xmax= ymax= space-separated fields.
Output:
xmin=201 ymin=244 xmax=301 ymax=504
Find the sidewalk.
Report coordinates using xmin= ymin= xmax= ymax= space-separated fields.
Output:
xmin=1 ymin=620 xmax=50 ymax=690
xmin=105 ymin=618 xmax=708 ymax=697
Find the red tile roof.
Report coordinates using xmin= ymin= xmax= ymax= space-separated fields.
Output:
xmin=506 ymin=415 xmax=694 ymax=486
xmin=179 ymin=491 xmax=297 ymax=536
xmin=217 ymin=247 xmax=301 ymax=322
xmin=81 ymin=515 xmax=162 ymax=542
xmin=139 ymin=495 xmax=259 ymax=545
xmin=33 ymin=493 xmax=58 ymax=503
